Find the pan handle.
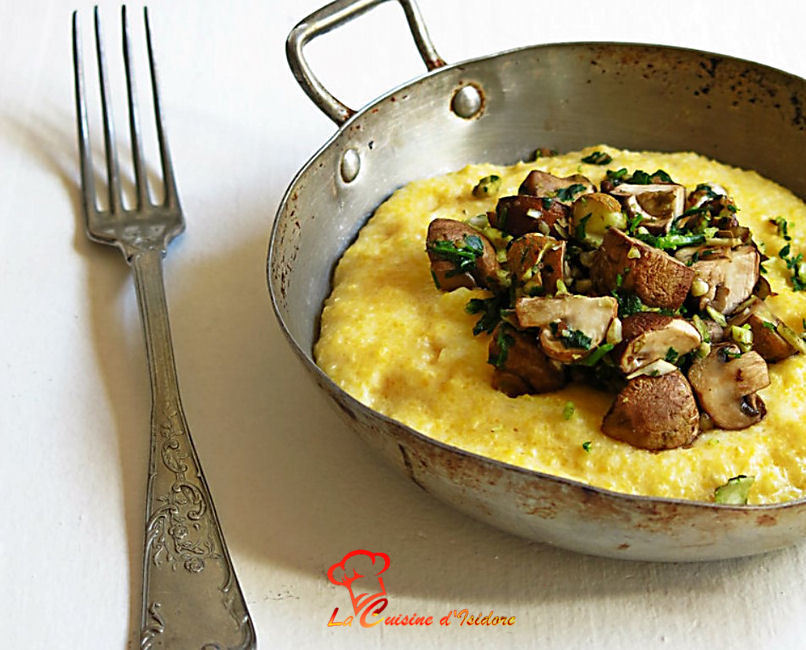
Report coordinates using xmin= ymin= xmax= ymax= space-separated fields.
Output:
xmin=287 ymin=0 xmax=445 ymax=125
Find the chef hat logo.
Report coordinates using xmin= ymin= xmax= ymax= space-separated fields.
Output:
xmin=327 ymin=549 xmax=391 ymax=615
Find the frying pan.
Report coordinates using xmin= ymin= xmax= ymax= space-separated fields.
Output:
xmin=269 ymin=0 xmax=806 ymax=561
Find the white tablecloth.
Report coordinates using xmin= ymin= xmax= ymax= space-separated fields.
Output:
xmin=3 ymin=1 xmax=806 ymax=648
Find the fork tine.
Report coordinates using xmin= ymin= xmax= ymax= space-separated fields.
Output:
xmin=121 ymin=5 xmax=147 ymax=210
xmin=94 ymin=6 xmax=122 ymax=214
xmin=72 ymin=11 xmax=99 ymax=222
xmin=144 ymin=6 xmax=179 ymax=209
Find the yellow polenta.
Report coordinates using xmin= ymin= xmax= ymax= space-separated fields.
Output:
xmin=315 ymin=145 xmax=806 ymax=504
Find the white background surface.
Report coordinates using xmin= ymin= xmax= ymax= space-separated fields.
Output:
xmin=3 ymin=0 xmax=806 ymax=648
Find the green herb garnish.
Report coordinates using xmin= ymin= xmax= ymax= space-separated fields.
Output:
xmin=466 ymin=295 xmax=506 ymax=335
xmin=614 ymin=291 xmax=647 ymax=318
xmin=636 ymin=231 xmax=708 ymax=251
xmin=577 ymin=343 xmax=615 ymax=366
xmin=629 ymin=170 xmax=652 ymax=185
xmin=606 ymin=168 xmax=628 ymax=183
xmin=559 ymin=326 xmax=592 ymax=350
xmin=582 ymin=441 xmax=592 ymax=452
xmin=549 ymin=322 xmax=591 ymax=349
xmin=581 ymin=151 xmax=613 ymax=165
xmin=555 ymin=183 xmax=587 ymax=202
xmin=694 ymin=183 xmax=720 ymax=199
xmin=714 ymin=475 xmax=755 ymax=505
xmin=665 ymin=347 xmax=679 ymax=364
xmin=575 ymin=213 xmax=592 ymax=241
xmin=488 ymin=327 xmax=514 ymax=368
xmin=773 ymin=216 xmax=791 ymax=241
xmin=472 ymin=174 xmax=501 ymax=198
xmin=428 ymin=235 xmax=484 ymax=276
xmin=626 ymin=213 xmax=643 ymax=235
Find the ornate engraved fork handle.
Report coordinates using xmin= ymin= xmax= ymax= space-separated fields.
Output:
xmin=133 ymin=249 xmax=255 ymax=650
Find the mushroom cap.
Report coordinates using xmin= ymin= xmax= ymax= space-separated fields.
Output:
xmin=728 ymin=297 xmax=797 ymax=362
xmin=518 ymin=170 xmax=595 ymax=201
xmin=570 ymin=193 xmax=626 ymax=246
xmin=687 ymin=343 xmax=771 ymax=430
xmin=426 ymin=218 xmax=500 ymax=290
xmin=617 ymin=313 xmax=702 ymax=374
xmin=489 ymin=325 xmax=567 ymax=394
xmin=685 ymin=183 xmax=728 ymax=211
xmin=490 ymin=195 xmax=570 ymax=238
xmin=591 ymin=228 xmax=695 ymax=310
xmin=507 ymin=233 xmax=565 ymax=294
xmin=601 ymin=370 xmax=700 ymax=450
xmin=688 ymin=244 xmax=760 ymax=315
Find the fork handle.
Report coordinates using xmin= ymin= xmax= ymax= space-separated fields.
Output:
xmin=132 ymin=249 xmax=255 ymax=650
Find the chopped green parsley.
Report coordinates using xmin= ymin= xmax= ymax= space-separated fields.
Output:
xmin=427 ymin=235 xmax=484 ymax=276
xmin=581 ymin=151 xmax=613 ymax=165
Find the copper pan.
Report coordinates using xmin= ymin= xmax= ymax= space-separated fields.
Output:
xmin=268 ymin=0 xmax=806 ymax=561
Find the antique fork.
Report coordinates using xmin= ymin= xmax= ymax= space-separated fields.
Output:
xmin=72 ymin=7 xmax=255 ymax=648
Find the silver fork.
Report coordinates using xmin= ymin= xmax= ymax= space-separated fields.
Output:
xmin=72 ymin=7 xmax=255 ymax=648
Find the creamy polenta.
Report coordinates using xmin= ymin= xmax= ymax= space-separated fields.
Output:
xmin=315 ymin=145 xmax=806 ymax=504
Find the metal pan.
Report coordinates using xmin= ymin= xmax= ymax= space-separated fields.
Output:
xmin=269 ymin=0 xmax=806 ymax=561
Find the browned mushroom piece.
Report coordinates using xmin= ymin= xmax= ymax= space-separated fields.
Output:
xmin=684 ymin=244 xmax=760 ymax=315
xmin=507 ymin=233 xmax=565 ymax=295
xmin=685 ymin=183 xmax=728 ymax=211
xmin=753 ymin=275 xmax=775 ymax=300
xmin=518 ymin=170 xmax=595 ymax=202
xmin=728 ymin=297 xmax=798 ymax=362
xmin=687 ymin=343 xmax=771 ymax=430
xmin=591 ymin=228 xmax=695 ymax=310
xmin=488 ymin=325 xmax=567 ymax=396
xmin=601 ymin=370 xmax=700 ymax=450
xmin=570 ymin=193 xmax=626 ymax=246
xmin=515 ymin=294 xmax=618 ymax=362
xmin=489 ymin=195 xmax=570 ymax=239
xmin=426 ymin=218 xmax=501 ymax=291
xmin=617 ymin=313 xmax=701 ymax=374
xmin=609 ymin=183 xmax=686 ymax=234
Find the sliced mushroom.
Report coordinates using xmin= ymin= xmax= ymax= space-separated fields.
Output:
xmin=506 ymin=233 xmax=565 ymax=295
xmin=488 ymin=325 xmax=567 ymax=396
xmin=591 ymin=228 xmax=695 ymax=310
xmin=687 ymin=343 xmax=770 ymax=430
xmin=518 ymin=170 xmax=595 ymax=202
xmin=426 ymin=218 xmax=500 ymax=291
xmin=515 ymin=294 xmax=618 ymax=362
xmin=489 ymin=195 xmax=571 ymax=238
xmin=617 ymin=313 xmax=701 ymax=374
xmin=609 ymin=183 xmax=685 ymax=234
xmin=601 ymin=370 xmax=700 ymax=450
xmin=728 ymin=297 xmax=798 ymax=362
xmin=687 ymin=244 xmax=760 ymax=315
xmin=753 ymin=275 xmax=775 ymax=300
xmin=570 ymin=193 xmax=626 ymax=246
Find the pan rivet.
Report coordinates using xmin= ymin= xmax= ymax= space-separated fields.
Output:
xmin=340 ymin=148 xmax=361 ymax=183
xmin=452 ymin=84 xmax=482 ymax=119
